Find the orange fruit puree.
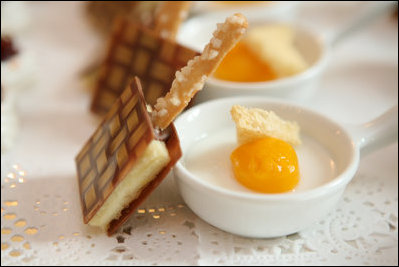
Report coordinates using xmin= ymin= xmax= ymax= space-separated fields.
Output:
xmin=213 ymin=42 xmax=277 ymax=82
xmin=230 ymin=137 xmax=299 ymax=193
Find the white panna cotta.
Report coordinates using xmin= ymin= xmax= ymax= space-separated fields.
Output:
xmin=183 ymin=126 xmax=337 ymax=194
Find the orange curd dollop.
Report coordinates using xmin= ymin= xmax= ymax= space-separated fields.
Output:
xmin=230 ymin=137 xmax=299 ymax=193
xmin=212 ymin=42 xmax=277 ymax=82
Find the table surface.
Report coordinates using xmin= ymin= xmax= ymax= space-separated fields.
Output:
xmin=1 ymin=1 xmax=398 ymax=265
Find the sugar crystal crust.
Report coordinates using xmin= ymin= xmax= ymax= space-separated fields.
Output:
xmin=152 ymin=13 xmax=248 ymax=130
xmin=230 ymin=105 xmax=301 ymax=146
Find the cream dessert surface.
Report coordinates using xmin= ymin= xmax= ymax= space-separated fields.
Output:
xmin=184 ymin=127 xmax=336 ymax=193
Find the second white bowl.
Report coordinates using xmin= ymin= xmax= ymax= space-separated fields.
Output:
xmin=173 ymin=97 xmax=359 ymax=238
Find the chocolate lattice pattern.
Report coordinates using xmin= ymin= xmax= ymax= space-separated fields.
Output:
xmin=77 ymin=78 xmax=155 ymax=223
xmin=91 ymin=17 xmax=198 ymax=115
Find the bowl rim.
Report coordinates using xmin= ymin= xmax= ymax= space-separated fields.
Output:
xmin=179 ymin=15 xmax=331 ymax=92
xmin=206 ymin=46 xmax=330 ymax=91
xmin=205 ymin=30 xmax=331 ymax=91
xmin=174 ymin=96 xmax=360 ymax=202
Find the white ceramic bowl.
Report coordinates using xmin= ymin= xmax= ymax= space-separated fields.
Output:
xmin=177 ymin=2 xmax=394 ymax=104
xmin=173 ymin=97 xmax=397 ymax=238
xmin=177 ymin=15 xmax=329 ymax=103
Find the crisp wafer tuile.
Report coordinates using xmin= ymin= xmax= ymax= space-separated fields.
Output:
xmin=152 ymin=13 xmax=248 ymax=130
xmin=77 ymin=12 xmax=249 ymax=236
xmin=243 ymin=24 xmax=308 ymax=78
xmin=76 ymin=77 xmax=181 ymax=235
xmin=230 ymin=105 xmax=301 ymax=146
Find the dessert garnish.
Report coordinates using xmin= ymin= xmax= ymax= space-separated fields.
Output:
xmin=76 ymin=14 xmax=248 ymax=235
xmin=230 ymin=105 xmax=301 ymax=193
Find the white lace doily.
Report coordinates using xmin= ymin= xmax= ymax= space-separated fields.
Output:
xmin=1 ymin=145 xmax=398 ymax=266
